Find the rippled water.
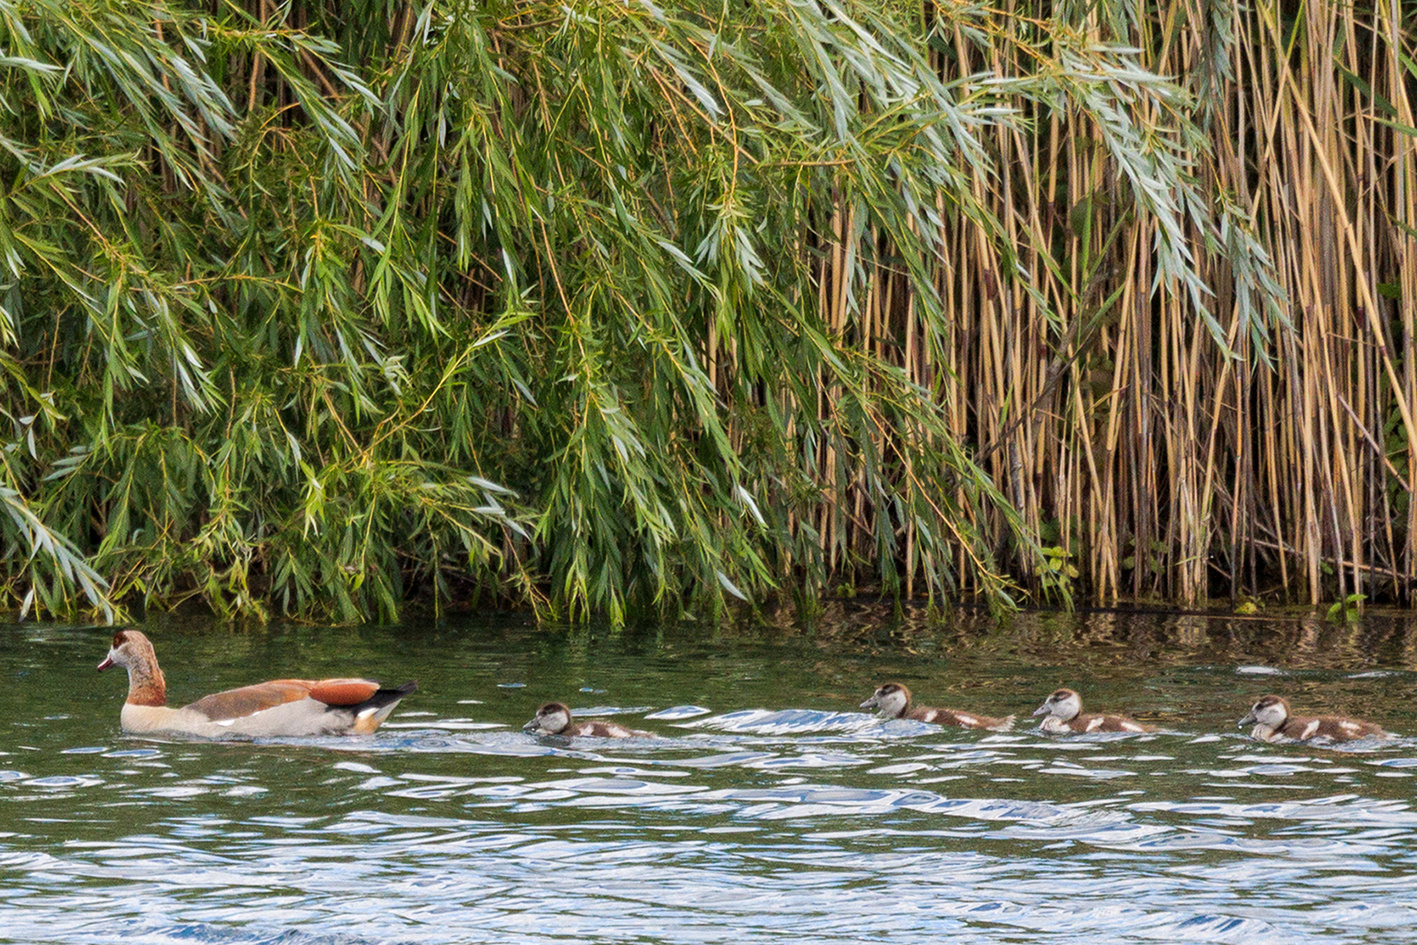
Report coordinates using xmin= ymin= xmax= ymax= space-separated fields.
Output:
xmin=4 ymin=608 xmax=1417 ymax=944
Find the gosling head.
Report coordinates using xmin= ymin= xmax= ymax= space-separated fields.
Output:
xmin=523 ymin=702 xmax=573 ymax=736
xmin=860 ymin=683 xmax=911 ymax=719
xmin=1033 ymin=688 xmax=1082 ymax=722
xmin=1238 ymin=695 xmax=1290 ymax=730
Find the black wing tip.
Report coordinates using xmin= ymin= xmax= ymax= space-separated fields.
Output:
xmin=357 ymin=680 xmax=418 ymax=711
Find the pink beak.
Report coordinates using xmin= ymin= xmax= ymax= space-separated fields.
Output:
xmin=97 ymin=655 xmax=114 ymax=671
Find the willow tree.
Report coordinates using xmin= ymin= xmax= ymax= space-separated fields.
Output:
xmin=0 ymin=0 xmax=1300 ymax=622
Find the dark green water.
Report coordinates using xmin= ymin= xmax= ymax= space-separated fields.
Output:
xmin=4 ymin=607 xmax=1417 ymax=944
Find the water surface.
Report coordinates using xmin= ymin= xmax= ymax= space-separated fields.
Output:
xmin=4 ymin=608 xmax=1417 ymax=943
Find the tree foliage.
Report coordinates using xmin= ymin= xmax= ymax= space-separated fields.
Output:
xmin=0 ymin=0 xmax=1329 ymax=621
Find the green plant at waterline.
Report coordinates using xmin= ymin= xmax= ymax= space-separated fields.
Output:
xmin=1326 ymin=594 xmax=1366 ymax=625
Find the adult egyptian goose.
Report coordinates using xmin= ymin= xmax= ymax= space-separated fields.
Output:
xmin=522 ymin=702 xmax=650 ymax=738
xmin=1032 ymin=688 xmax=1152 ymax=734
xmin=97 ymin=629 xmax=416 ymax=737
xmin=860 ymin=682 xmax=1015 ymax=731
xmin=1239 ymin=695 xmax=1390 ymax=743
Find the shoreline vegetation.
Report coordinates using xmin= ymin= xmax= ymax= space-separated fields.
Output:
xmin=0 ymin=0 xmax=1412 ymax=623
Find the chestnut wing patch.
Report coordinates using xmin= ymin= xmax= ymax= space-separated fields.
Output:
xmin=306 ymin=678 xmax=382 ymax=707
xmin=182 ymin=678 xmax=382 ymax=720
xmin=183 ymin=680 xmax=322 ymax=721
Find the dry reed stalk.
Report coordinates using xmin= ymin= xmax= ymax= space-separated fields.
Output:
xmin=1387 ymin=0 xmax=1417 ymax=600
xmin=878 ymin=0 xmax=1417 ymax=607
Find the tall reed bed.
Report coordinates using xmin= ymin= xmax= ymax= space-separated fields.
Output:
xmin=0 ymin=0 xmax=1409 ymax=621
xmin=943 ymin=0 xmax=1417 ymax=607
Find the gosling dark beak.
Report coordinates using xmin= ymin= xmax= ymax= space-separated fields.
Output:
xmin=1238 ymin=711 xmax=1257 ymax=729
xmin=1032 ymin=704 xmax=1049 ymax=717
xmin=859 ymin=697 xmax=877 ymax=710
